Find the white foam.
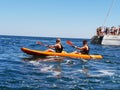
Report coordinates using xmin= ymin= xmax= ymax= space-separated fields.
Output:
xmin=40 ymin=65 xmax=53 ymax=72
xmin=52 ymin=71 xmax=61 ymax=76
xmin=29 ymin=61 xmax=40 ymax=66
xmin=88 ymin=70 xmax=114 ymax=77
xmin=99 ymin=70 xmax=114 ymax=76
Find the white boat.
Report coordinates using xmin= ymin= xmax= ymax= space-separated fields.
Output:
xmin=102 ymin=35 xmax=120 ymax=45
xmin=91 ymin=35 xmax=120 ymax=45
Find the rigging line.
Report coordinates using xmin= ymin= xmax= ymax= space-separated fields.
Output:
xmin=103 ymin=0 xmax=116 ymax=27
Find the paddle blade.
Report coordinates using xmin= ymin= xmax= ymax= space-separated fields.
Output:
xmin=36 ymin=41 xmax=42 ymax=45
xmin=66 ymin=40 xmax=74 ymax=46
xmin=36 ymin=41 xmax=49 ymax=47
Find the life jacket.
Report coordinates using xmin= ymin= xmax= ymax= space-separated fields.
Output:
xmin=80 ymin=46 xmax=89 ymax=54
xmin=55 ymin=44 xmax=63 ymax=53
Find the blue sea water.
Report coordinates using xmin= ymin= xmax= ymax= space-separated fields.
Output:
xmin=0 ymin=35 xmax=120 ymax=90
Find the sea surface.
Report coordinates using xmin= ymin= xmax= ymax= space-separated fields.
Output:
xmin=0 ymin=35 xmax=120 ymax=90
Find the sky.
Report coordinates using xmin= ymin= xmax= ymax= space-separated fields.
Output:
xmin=0 ymin=0 xmax=120 ymax=39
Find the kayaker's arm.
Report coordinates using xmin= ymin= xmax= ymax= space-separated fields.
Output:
xmin=48 ymin=44 xmax=58 ymax=48
xmin=48 ymin=45 xmax=55 ymax=48
xmin=74 ymin=46 xmax=85 ymax=50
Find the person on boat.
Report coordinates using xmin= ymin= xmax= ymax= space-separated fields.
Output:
xmin=46 ymin=38 xmax=63 ymax=53
xmin=72 ymin=40 xmax=89 ymax=54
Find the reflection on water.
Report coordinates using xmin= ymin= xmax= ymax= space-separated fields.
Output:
xmin=22 ymin=55 xmax=64 ymax=62
xmin=22 ymin=55 xmax=64 ymax=78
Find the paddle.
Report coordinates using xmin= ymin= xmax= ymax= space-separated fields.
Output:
xmin=36 ymin=41 xmax=49 ymax=47
xmin=66 ymin=40 xmax=77 ymax=48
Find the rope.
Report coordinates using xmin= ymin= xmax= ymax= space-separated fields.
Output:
xmin=103 ymin=0 xmax=116 ymax=27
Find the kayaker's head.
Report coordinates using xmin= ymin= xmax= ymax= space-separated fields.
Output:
xmin=83 ymin=40 xmax=87 ymax=45
xmin=56 ymin=38 xmax=61 ymax=43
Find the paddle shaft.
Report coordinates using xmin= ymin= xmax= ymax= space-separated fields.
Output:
xmin=66 ymin=40 xmax=78 ymax=49
xmin=36 ymin=41 xmax=49 ymax=47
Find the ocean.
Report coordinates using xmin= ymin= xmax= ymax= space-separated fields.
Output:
xmin=0 ymin=35 xmax=120 ymax=90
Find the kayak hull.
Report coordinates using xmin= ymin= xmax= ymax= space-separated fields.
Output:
xmin=21 ymin=47 xmax=103 ymax=59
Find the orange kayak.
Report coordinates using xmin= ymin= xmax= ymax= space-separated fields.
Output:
xmin=21 ymin=47 xmax=103 ymax=59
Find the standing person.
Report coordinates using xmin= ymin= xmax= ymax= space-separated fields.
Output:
xmin=46 ymin=38 xmax=63 ymax=53
xmin=73 ymin=40 xmax=90 ymax=54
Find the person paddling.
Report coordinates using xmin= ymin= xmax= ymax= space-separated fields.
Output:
xmin=72 ymin=40 xmax=90 ymax=54
xmin=46 ymin=38 xmax=63 ymax=53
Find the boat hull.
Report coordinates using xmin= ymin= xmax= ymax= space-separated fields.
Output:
xmin=102 ymin=35 xmax=120 ymax=45
xmin=21 ymin=47 xmax=103 ymax=59
xmin=91 ymin=35 xmax=120 ymax=45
